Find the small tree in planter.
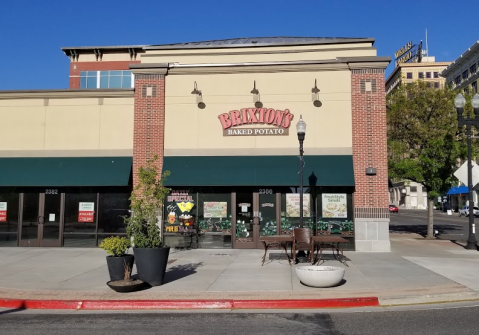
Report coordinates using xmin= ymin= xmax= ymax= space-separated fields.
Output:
xmin=125 ymin=155 xmax=171 ymax=286
xmin=100 ymin=236 xmax=134 ymax=281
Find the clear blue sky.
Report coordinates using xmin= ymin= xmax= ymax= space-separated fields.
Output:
xmin=0 ymin=0 xmax=476 ymax=90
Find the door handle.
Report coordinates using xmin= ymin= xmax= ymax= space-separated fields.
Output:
xmin=37 ymin=216 xmax=44 ymax=225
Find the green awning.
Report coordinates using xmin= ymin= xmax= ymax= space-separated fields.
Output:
xmin=0 ymin=157 xmax=132 ymax=187
xmin=163 ymin=155 xmax=354 ymax=187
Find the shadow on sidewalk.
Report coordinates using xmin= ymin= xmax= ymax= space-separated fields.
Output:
xmin=163 ymin=262 xmax=204 ymax=284
xmin=0 ymin=308 xmax=25 ymax=315
xmin=390 ymin=224 xmax=462 ymax=238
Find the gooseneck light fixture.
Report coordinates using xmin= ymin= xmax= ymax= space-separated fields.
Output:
xmin=191 ymin=81 xmax=205 ymax=109
xmin=296 ymin=115 xmax=307 ymax=228
xmin=455 ymin=92 xmax=479 ymax=250
xmin=251 ymin=81 xmax=263 ymax=108
xmin=312 ymin=79 xmax=321 ymax=107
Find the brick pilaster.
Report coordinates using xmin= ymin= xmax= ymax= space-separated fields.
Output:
xmin=132 ymin=74 xmax=165 ymax=187
xmin=351 ymin=69 xmax=389 ymax=219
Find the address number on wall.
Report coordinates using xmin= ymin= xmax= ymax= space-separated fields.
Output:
xmin=259 ymin=189 xmax=273 ymax=194
xmin=45 ymin=189 xmax=58 ymax=194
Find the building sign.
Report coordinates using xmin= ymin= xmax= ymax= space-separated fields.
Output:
xmin=394 ymin=40 xmax=423 ymax=68
xmin=285 ymin=194 xmax=311 ymax=217
xmin=204 ymin=202 xmax=227 ymax=218
xmin=167 ymin=190 xmax=194 ymax=202
xmin=322 ymin=194 xmax=347 ymax=218
xmin=0 ymin=202 xmax=6 ymax=222
xmin=218 ymin=108 xmax=294 ymax=136
xmin=78 ymin=202 xmax=95 ymax=222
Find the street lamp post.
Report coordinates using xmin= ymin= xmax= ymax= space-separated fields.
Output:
xmin=455 ymin=93 xmax=479 ymax=250
xmin=296 ymin=115 xmax=307 ymax=228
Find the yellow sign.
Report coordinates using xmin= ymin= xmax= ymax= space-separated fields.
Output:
xmin=395 ymin=41 xmax=413 ymax=59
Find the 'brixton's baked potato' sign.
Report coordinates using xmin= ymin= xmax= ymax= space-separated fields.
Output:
xmin=218 ymin=107 xmax=294 ymax=136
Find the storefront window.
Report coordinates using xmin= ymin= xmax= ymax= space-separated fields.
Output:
xmin=316 ymin=193 xmax=354 ymax=236
xmin=63 ymin=234 xmax=96 ymax=247
xmin=198 ymin=193 xmax=232 ymax=248
xmin=64 ymin=193 xmax=97 ymax=233
xmin=281 ymin=192 xmax=314 ymax=234
xmin=97 ymin=193 xmax=130 ymax=234
xmin=0 ymin=190 xmax=19 ymax=246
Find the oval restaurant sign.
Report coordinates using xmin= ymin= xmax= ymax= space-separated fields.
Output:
xmin=218 ymin=108 xmax=294 ymax=136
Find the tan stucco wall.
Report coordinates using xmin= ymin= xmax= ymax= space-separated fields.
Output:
xmin=143 ymin=43 xmax=376 ymax=65
xmin=164 ymin=70 xmax=352 ymax=156
xmin=0 ymin=97 xmax=134 ymax=156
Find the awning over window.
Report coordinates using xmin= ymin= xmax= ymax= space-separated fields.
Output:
xmin=447 ymin=186 xmax=468 ymax=195
xmin=163 ymin=155 xmax=355 ymax=187
xmin=0 ymin=157 xmax=132 ymax=187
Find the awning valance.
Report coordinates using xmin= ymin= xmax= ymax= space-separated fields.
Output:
xmin=0 ymin=157 xmax=132 ymax=187
xmin=163 ymin=155 xmax=355 ymax=187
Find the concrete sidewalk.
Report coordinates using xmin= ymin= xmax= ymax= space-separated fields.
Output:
xmin=1 ymin=233 xmax=479 ymax=309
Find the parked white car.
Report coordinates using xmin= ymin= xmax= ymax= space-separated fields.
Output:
xmin=458 ymin=206 xmax=479 ymax=217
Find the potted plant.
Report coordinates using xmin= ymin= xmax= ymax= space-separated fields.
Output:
xmin=125 ymin=155 xmax=171 ymax=286
xmin=106 ymin=259 xmax=145 ymax=293
xmin=99 ymin=236 xmax=134 ymax=281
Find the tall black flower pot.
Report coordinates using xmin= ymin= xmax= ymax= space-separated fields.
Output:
xmin=106 ymin=254 xmax=134 ymax=281
xmin=133 ymin=247 xmax=170 ymax=286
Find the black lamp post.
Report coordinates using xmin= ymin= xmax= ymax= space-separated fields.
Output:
xmin=296 ymin=115 xmax=307 ymax=228
xmin=455 ymin=92 xmax=479 ymax=250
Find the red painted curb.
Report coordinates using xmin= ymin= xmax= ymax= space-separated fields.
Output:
xmin=0 ymin=297 xmax=379 ymax=310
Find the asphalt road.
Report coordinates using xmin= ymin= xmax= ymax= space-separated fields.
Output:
xmin=389 ymin=208 xmax=479 ymax=242
xmin=2 ymin=306 xmax=479 ymax=335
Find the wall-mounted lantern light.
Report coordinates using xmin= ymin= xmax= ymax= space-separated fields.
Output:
xmin=312 ymin=79 xmax=321 ymax=107
xmin=251 ymin=81 xmax=263 ymax=108
xmin=191 ymin=81 xmax=205 ymax=109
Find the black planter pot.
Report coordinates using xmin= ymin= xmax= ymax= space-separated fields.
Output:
xmin=133 ymin=247 xmax=170 ymax=286
xmin=107 ymin=279 xmax=146 ymax=293
xmin=106 ymin=254 xmax=135 ymax=281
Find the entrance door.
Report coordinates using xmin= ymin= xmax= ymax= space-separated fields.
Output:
xmin=20 ymin=193 xmax=63 ymax=247
xmin=233 ymin=192 xmax=280 ymax=249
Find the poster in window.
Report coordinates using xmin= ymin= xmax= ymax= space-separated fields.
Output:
xmin=322 ymin=194 xmax=347 ymax=218
xmin=204 ymin=202 xmax=227 ymax=218
xmin=78 ymin=202 xmax=95 ymax=222
xmin=0 ymin=202 xmax=6 ymax=222
xmin=285 ymin=194 xmax=310 ymax=217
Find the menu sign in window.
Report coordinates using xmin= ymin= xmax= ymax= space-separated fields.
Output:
xmin=322 ymin=194 xmax=347 ymax=218
xmin=78 ymin=202 xmax=95 ymax=222
xmin=204 ymin=202 xmax=227 ymax=218
xmin=285 ymin=194 xmax=310 ymax=217
xmin=0 ymin=202 xmax=6 ymax=222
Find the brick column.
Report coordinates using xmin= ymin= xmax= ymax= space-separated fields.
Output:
xmin=351 ymin=68 xmax=390 ymax=251
xmin=132 ymin=73 xmax=166 ymax=187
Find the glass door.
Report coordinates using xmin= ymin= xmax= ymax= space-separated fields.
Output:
xmin=20 ymin=192 xmax=63 ymax=247
xmin=233 ymin=192 xmax=256 ymax=248
xmin=233 ymin=191 xmax=280 ymax=249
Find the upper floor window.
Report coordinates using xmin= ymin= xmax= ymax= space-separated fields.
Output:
xmin=433 ymin=72 xmax=439 ymax=78
xmin=80 ymin=71 xmax=133 ymax=89
xmin=455 ymin=76 xmax=461 ymax=84
xmin=462 ymin=70 xmax=469 ymax=80
xmin=426 ymin=72 xmax=431 ymax=79
xmin=470 ymin=63 xmax=477 ymax=75
xmin=434 ymin=82 xmax=439 ymax=88
xmin=406 ymin=72 xmax=413 ymax=79
xmin=473 ymin=81 xmax=478 ymax=94
xmin=418 ymin=72 xmax=424 ymax=79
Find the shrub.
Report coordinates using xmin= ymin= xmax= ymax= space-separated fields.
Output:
xmin=99 ymin=236 xmax=131 ymax=257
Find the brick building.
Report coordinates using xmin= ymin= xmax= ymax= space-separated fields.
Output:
xmin=0 ymin=37 xmax=391 ymax=251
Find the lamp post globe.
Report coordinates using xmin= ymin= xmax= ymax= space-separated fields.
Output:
xmin=296 ymin=115 xmax=306 ymax=228
xmin=455 ymin=93 xmax=478 ymax=250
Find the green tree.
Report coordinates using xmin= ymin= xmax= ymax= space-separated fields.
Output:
xmin=387 ymin=81 xmax=467 ymax=239
xmin=125 ymin=155 xmax=171 ymax=248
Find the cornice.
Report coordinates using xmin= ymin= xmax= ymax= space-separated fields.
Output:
xmin=0 ymin=89 xmax=134 ymax=100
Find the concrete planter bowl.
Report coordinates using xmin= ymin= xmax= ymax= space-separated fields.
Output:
xmin=295 ymin=266 xmax=345 ymax=287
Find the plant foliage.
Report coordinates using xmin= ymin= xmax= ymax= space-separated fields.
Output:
xmin=125 ymin=155 xmax=171 ymax=248
xmin=99 ymin=236 xmax=131 ymax=257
